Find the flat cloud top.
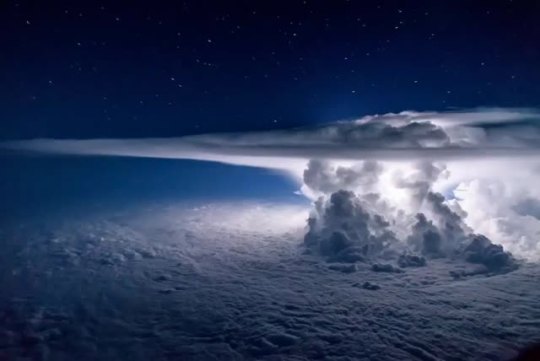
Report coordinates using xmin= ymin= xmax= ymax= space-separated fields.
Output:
xmin=2 ymin=108 xmax=540 ymax=170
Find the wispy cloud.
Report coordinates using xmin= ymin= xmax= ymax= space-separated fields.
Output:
xmin=2 ymin=108 xmax=540 ymax=170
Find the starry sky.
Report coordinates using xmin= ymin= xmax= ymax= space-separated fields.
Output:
xmin=1 ymin=0 xmax=539 ymax=140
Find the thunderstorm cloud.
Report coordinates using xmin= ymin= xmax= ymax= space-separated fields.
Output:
xmin=3 ymin=108 xmax=540 ymax=264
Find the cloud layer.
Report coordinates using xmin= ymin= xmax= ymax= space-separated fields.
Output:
xmin=3 ymin=108 xmax=540 ymax=169
xmin=1 ymin=202 xmax=539 ymax=360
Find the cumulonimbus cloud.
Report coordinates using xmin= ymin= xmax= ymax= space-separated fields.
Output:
xmin=3 ymin=108 xmax=540 ymax=263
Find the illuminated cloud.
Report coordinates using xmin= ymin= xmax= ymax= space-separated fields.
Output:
xmin=303 ymin=160 xmax=518 ymax=271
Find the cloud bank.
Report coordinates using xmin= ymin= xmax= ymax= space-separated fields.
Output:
xmin=3 ymin=202 xmax=539 ymax=360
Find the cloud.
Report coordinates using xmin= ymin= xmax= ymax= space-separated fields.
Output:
xmin=302 ymin=159 xmax=383 ymax=197
xmin=2 ymin=107 xmax=539 ymax=263
xmin=3 ymin=108 xmax=540 ymax=360
xmin=453 ymin=179 xmax=540 ymax=260
xmin=2 ymin=108 xmax=540 ymax=170
xmin=371 ymin=262 xmax=404 ymax=273
xmin=304 ymin=188 xmax=400 ymax=263
xmin=302 ymin=160 xmax=517 ymax=272
xmin=3 ymin=200 xmax=540 ymax=360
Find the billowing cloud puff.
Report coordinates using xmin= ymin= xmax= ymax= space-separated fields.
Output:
xmin=452 ymin=179 xmax=540 ymax=260
xmin=302 ymin=159 xmax=383 ymax=198
xmin=304 ymin=189 xmax=399 ymax=263
xmin=303 ymin=159 xmax=517 ymax=272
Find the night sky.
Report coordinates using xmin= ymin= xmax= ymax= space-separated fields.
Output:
xmin=1 ymin=0 xmax=539 ymax=140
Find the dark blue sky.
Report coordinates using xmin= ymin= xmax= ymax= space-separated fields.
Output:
xmin=0 ymin=155 xmax=302 ymax=220
xmin=1 ymin=0 xmax=539 ymax=140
